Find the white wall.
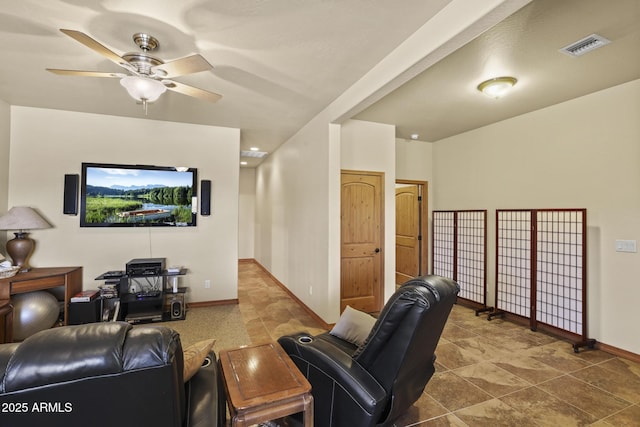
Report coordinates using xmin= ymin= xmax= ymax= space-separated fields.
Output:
xmin=255 ymin=118 xmax=400 ymax=322
xmin=8 ymin=107 xmax=240 ymax=303
xmin=254 ymin=0 xmax=524 ymax=324
xmin=432 ymin=79 xmax=640 ymax=354
xmin=341 ymin=119 xmax=397 ymax=303
xmin=396 ymin=138 xmax=434 ymax=183
xmin=255 ymin=113 xmax=333 ymax=318
xmin=238 ymin=168 xmax=256 ymax=259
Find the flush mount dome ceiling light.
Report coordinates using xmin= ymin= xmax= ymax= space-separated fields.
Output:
xmin=477 ymin=76 xmax=517 ymax=99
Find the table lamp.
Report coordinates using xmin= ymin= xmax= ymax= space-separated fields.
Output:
xmin=0 ymin=207 xmax=52 ymax=272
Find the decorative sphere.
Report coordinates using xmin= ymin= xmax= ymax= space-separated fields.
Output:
xmin=12 ymin=291 xmax=60 ymax=341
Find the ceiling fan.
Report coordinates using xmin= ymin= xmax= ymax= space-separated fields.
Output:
xmin=47 ymin=29 xmax=222 ymax=111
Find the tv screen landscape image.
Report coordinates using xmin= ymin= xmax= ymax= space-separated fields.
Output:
xmin=80 ymin=163 xmax=197 ymax=227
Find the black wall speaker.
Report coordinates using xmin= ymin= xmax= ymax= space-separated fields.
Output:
xmin=201 ymin=179 xmax=211 ymax=216
xmin=63 ymin=174 xmax=79 ymax=215
xmin=170 ymin=299 xmax=184 ymax=320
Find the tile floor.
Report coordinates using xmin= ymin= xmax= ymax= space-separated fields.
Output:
xmin=237 ymin=262 xmax=640 ymax=426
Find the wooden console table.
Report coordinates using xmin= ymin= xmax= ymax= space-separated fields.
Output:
xmin=0 ymin=267 xmax=83 ymax=328
xmin=219 ymin=342 xmax=313 ymax=426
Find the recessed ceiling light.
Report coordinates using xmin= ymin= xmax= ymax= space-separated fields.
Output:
xmin=477 ymin=76 xmax=517 ymax=99
xmin=410 ymin=134 xmax=419 ymax=140
xmin=241 ymin=150 xmax=268 ymax=158
xmin=250 ymin=147 xmax=259 ymax=151
xmin=240 ymin=161 xmax=248 ymax=166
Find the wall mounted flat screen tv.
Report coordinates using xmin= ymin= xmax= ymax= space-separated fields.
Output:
xmin=80 ymin=162 xmax=197 ymax=227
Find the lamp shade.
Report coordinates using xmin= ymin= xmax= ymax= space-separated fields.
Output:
xmin=0 ymin=207 xmax=51 ymax=231
xmin=120 ymin=76 xmax=167 ymax=102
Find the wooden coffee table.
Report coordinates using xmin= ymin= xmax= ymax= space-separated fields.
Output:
xmin=219 ymin=342 xmax=313 ymax=426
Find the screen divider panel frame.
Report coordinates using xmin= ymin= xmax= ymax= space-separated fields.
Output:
xmin=433 ymin=210 xmax=488 ymax=309
xmin=495 ymin=208 xmax=594 ymax=351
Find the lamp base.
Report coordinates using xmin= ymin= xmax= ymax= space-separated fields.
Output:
xmin=6 ymin=232 xmax=35 ymax=272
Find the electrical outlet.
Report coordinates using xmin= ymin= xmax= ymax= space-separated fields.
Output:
xmin=204 ymin=279 xmax=211 ymax=289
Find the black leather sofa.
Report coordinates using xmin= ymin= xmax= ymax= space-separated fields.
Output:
xmin=279 ymin=275 xmax=459 ymax=427
xmin=0 ymin=322 xmax=225 ymax=427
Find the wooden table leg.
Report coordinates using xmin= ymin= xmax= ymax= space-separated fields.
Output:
xmin=0 ymin=300 xmax=13 ymax=343
xmin=302 ymin=393 xmax=314 ymax=427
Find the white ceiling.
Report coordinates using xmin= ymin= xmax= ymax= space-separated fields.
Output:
xmin=355 ymin=0 xmax=640 ymax=142
xmin=0 ymin=0 xmax=453 ymax=167
xmin=1 ymin=1 xmax=638 ymax=167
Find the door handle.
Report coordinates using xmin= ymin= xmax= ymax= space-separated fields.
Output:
xmin=374 ymin=248 xmax=380 ymax=253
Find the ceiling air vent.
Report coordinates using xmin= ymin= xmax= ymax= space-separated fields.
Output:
xmin=559 ymin=33 xmax=611 ymax=57
xmin=241 ymin=150 xmax=268 ymax=158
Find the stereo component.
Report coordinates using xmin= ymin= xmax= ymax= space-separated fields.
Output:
xmin=126 ymin=258 xmax=165 ymax=276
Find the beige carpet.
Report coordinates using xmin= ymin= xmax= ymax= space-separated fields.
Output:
xmin=157 ymin=303 xmax=251 ymax=352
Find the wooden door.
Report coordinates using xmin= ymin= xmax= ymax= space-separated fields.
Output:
xmin=340 ymin=171 xmax=384 ymax=313
xmin=395 ymin=181 xmax=427 ymax=286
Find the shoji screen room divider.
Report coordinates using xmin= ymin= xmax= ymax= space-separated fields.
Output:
xmin=433 ymin=210 xmax=488 ymax=311
xmin=493 ymin=208 xmax=595 ymax=352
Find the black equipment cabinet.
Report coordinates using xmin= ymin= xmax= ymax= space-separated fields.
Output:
xmin=68 ymin=298 xmax=102 ymax=324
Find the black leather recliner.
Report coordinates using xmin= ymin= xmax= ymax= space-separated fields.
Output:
xmin=278 ymin=275 xmax=459 ymax=427
xmin=0 ymin=322 xmax=226 ymax=427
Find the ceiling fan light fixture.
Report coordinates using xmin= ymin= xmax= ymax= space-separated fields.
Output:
xmin=120 ymin=75 xmax=166 ymax=102
xmin=477 ymin=76 xmax=517 ymax=99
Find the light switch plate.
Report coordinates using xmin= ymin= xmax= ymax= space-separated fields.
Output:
xmin=615 ymin=239 xmax=637 ymax=253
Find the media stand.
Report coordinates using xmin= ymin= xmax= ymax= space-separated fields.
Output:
xmin=121 ymin=291 xmax=164 ymax=323
xmin=95 ymin=269 xmax=187 ymax=323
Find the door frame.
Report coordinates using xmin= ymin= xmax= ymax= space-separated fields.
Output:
xmin=395 ymin=179 xmax=428 ymax=279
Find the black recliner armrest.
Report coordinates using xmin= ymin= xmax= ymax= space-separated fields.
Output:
xmin=278 ymin=333 xmax=387 ymax=425
xmin=184 ymin=351 xmax=226 ymax=427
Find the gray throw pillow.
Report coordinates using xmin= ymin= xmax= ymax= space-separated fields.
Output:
xmin=330 ymin=305 xmax=376 ymax=346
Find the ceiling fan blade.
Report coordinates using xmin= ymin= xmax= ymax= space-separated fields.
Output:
xmin=47 ymin=68 xmax=125 ymax=78
xmin=59 ymin=29 xmax=125 ymax=66
xmin=153 ymin=54 xmax=213 ymax=78
xmin=163 ymin=80 xmax=222 ymax=103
